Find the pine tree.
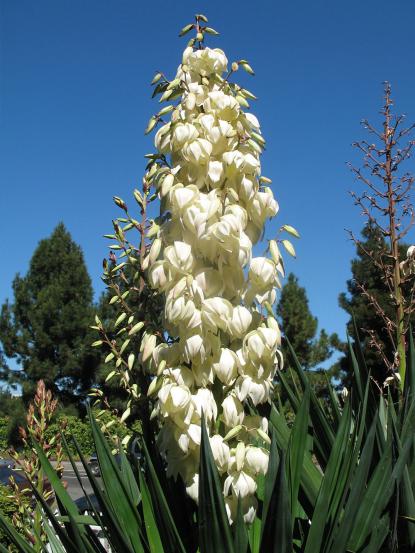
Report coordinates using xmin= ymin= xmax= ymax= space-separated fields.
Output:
xmin=337 ymin=223 xmax=411 ymax=386
xmin=277 ymin=273 xmax=338 ymax=370
xmin=0 ymin=223 xmax=100 ymax=408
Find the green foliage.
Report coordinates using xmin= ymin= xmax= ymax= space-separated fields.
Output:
xmin=338 ymin=223 xmax=412 ymax=386
xmin=0 ymin=223 xmax=101 ymax=408
xmin=0 ymin=393 xmax=26 ymax=449
xmin=3 ymin=335 xmax=415 ymax=552
xmin=45 ymin=416 xmax=94 ymax=457
xmin=278 ymin=273 xmax=339 ymax=370
xmin=0 ymin=417 xmax=8 ymax=451
xmin=0 ymin=482 xmax=17 ymax=548
xmin=44 ymin=411 xmax=142 ymax=458
xmin=0 ymin=482 xmax=31 ymax=550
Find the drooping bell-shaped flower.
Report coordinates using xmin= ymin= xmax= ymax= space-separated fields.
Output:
xmin=142 ymin=19 xmax=292 ymax=522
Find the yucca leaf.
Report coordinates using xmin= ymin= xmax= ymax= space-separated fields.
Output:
xmin=262 ymin=426 xmax=279 ymax=526
xmin=325 ymin=378 xmax=370 ymax=541
xmin=30 ymin=466 xmax=98 ymax=553
xmin=248 ymin=516 xmax=261 ymax=553
xmin=286 ymin=338 xmax=334 ymax=468
xmin=136 ymin=430 xmax=197 ymax=553
xmin=62 ymin=433 xmax=105 ymax=523
xmin=71 ymin=434 xmax=137 ymax=553
xmin=62 ymin=437 xmax=117 ymax=553
xmin=324 ymin=372 xmax=341 ymax=427
xmin=198 ymin=414 xmax=234 ymax=553
xmin=348 ymin=428 xmax=412 ymax=550
xmin=141 ymin=439 xmax=186 ymax=553
xmin=234 ymin=496 xmax=249 ymax=553
xmin=389 ymin=407 xmax=415 ymax=548
xmin=287 ymin=386 xmax=310 ymax=523
xmin=139 ymin=469 xmax=164 ymax=553
xmin=65 ymin=510 xmax=97 ymax=553
xmin=403 ymin=326 xmax=415 ymax=421
xmin=347 ymin=332 xmax=363 ymax=403
xmin=303 ymin=400 xmax=352 ymax=553
xmin=44 ymin=516 xmax=69 ymax=553
xmin=259 ymin=450 xmax=292 ymax=553
xmin=88 ymin=408 xmax=146 ymax=553
xmin=278 ymin=369 xmax=300 ymax=412
xmin=56 ymin=515 xmax=98 ymax=525
xmin=328 ymin=416 xmax=377 ymax=552
xmin=119 ymin=445 xmax=141 ymax=506
xmin=31 ymin=440 xmax=94 ymax=549
xmin=270 ymin=404 xmax=321 ymax=514
xmin=29 ymin=482 xmax=82 ymax=553
xmin=359 ymin=514 xmax=390 ymax=553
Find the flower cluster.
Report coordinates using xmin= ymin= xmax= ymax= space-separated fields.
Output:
xmin=143 ymin=31 xmax=286 ymax=522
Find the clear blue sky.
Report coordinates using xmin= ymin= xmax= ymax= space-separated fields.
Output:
xmin=1 ymin=0 xmax=415 ymax=349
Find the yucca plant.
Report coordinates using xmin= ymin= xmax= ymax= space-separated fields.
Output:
xmin=3 ymin=13 xmax=414 ymax=553
xmin=2 ymin=334 xmax=414 ymax=553
xmin=273 ymin=322 xmax=415 ymax=553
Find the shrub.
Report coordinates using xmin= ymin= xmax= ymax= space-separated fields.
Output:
xmin=0 ymin=417 xmax=8 ymax=452
xmin=45 ymin=415 xmax=94 ymax=457
xmin=44 ymin=411 xmax=141 ymax=458
xmin=0 ymin=482 xmax=29 ymax=549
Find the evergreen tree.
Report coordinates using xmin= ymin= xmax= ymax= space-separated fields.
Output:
xmin=277 ymin=273 xmax=338 ymax=370
xmin=338 ymin=223 xmax=411 ymax=386
xmin=0 ymin=223 xmax=100 ymax=408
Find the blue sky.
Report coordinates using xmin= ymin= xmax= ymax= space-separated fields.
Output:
xmin=1 ymin=0 xmax=415 ymax=353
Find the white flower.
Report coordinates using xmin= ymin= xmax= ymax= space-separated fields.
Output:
xmin=249 ymin=257 xmax=276 ymax=292
xmin=158 ymin=383 xmax=191 ymax=415
xmin=191 ymin=388 xmax=218 ymax=423
xmin=170 ymin=185 xmax=199 ymax=212
xmin=244 ymin=113 xmax=260 ymax=130
xmin=172 ymin=123 xmax=199 ymax=148
xmin=186 ymin=473 xmax=199 ymax=503
xmin=204 ymin=91 xmax=239 ymax=121
xmin=222 ymin=395 xmax=244 ymax=427
xmin=164 ymin=241 xmax=194 ymax=272
xmin=207 ymin=160 xmax=224 ymax=185
xmin=225 ymin=496 xmax=257 ymax=524
xmin=201 ymin=297 xmax=233 ymax=331
xmin=183 ymin=138 xmax=212 ymax=165
xmin=183 ymin=334 xmax=207 ymax=364
xmin=194 ymin=267 xmax=223 ymax=297
xmin=234 ymin=376 xmax=272 ymax=405
xmin=148 ymin=261 xmax=168 ymax=290
xmin=164 ymin=367 xmax=195 ymax=389
xmin=244 ymin=446 xmax=269 ymax=475
xmin=210 ymin=435 xmax=230 ymax=473
xmin=224 ymin=471 xmax=257 ymax=498
xmin=186 ymin=47 xmax=228 ymax=76
xmin=213 ymin=348 xmax=238 ymax=385
xmin=155 ymin=123 xmax=171 ymax=153
xmin=407 ymin=245 xmax=415 ymax=259
xmin=244 ymin=327 xmax=281 ymax=362
xmin=228 ymin=306 xmax=252 ymax=338
xmin=165 ymin=296 xmax=195 ymax=325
